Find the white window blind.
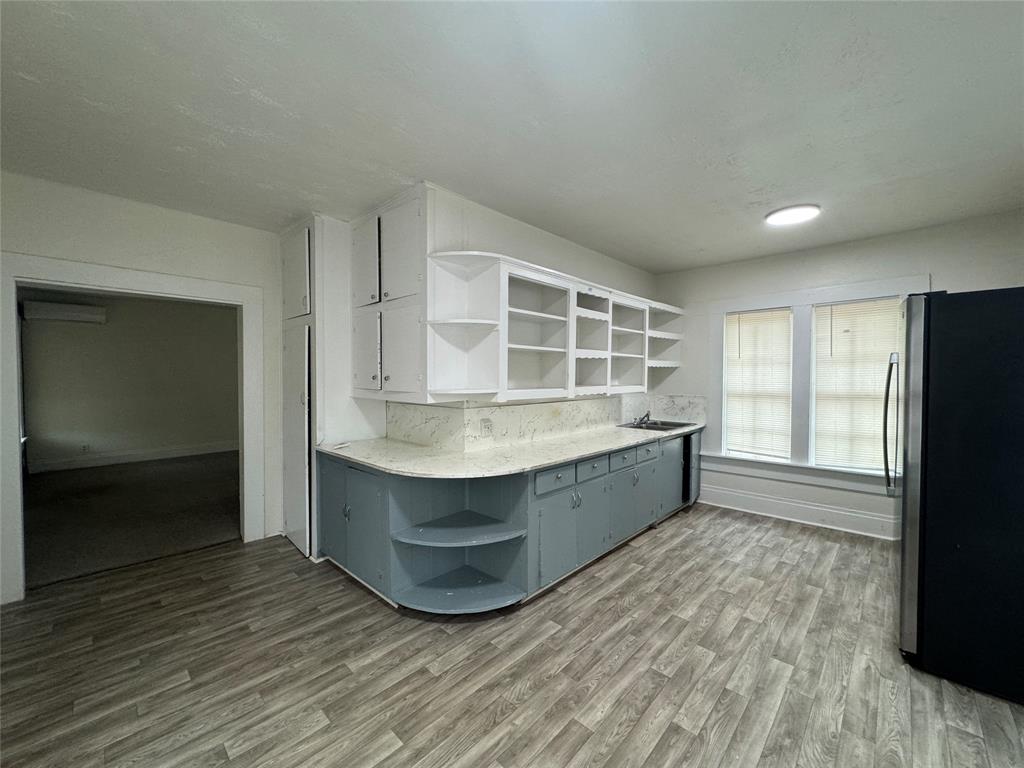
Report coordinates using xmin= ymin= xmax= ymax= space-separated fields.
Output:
xmin=813 ymin=297 xmax=902 ymax=471
xmin=724 ymin=308 xmax=793 ymax=459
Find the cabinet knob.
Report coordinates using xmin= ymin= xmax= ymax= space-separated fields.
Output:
xmin=556 ymin=472 xmax=563 ymax=480
xmin=622 ymin=456 xmax=628 ymax=462
xmin=383 ymin=375 xmax=391 ymax=382
xmin=371 ymin=293 xmax=377 ymax=300
xmin=371 ymin=374 xmax=378 ymax=381
xmin=592 ymin=463 xmax=599 ymax=469
xmin=383 ymin=291 xmax=390 ymax=298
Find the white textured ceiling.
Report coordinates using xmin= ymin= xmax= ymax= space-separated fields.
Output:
xmin=2 ymin=2 xmax=1022 ymax=272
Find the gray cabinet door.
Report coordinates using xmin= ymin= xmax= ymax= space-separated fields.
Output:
xmin=576 ymin=476 xmax=610 ymax=565
xmin=685 ymin=432 xmax=702 ymax=506
xmin=346 ymin=467 xmax=388 ymax=593
xmin=636 ymin=462 xmax=659 ymax=530
xmin=318 ymin=456 xmax=347 ymax=565
xmin=659 ymin=437 xmax=684 ymax=517
xmin=609 ymin=469 xmax=636 ymax=545
xmin=538 ymin=486 xmax=578 ymax=588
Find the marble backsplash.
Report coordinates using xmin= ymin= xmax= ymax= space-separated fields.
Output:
xmin=386 ymin=395 xmax=706 ymax=452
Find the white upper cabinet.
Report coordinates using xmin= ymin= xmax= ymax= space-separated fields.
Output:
xmin=380 ymin=198 xmax=423 ymax=302
xmin=282 ymin=225 xmax=311 ymax=319
xmin=352 ymin=310 xmax=382 ymax=390
xmin=345 ymin=184 xmax=683 ymax=404
xmin=352 ymin=216 xmax=380 ymax=308
xmin=381 ymin=305 xmax=422 ymax=392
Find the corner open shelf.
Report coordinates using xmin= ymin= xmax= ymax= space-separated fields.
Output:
xmin=392 ymin=509 xmax=527 ymax=548
xmin=395 ymin=565 xmax=527 ymax=614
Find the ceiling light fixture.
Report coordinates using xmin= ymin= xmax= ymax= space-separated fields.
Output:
xmin=765 ymin=204 xmax=821 ymax=226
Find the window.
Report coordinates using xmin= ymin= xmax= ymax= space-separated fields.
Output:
xmin=724 ymin=308 xmax=792 ymax=459
xmin=813 ymin=297 xmax=902 ymax=471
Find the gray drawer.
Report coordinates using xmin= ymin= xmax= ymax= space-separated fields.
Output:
xmin=611 ymin=448 xmax=636 ymax=469
xmin=576 ymin=456 xmax=608 ymax=482
xmin=637 ymin=442 xmax=659 ymax=464
xmin=535 ymin=463 xmax=575 ymax=496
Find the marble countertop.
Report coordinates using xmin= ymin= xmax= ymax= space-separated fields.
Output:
xmin=317 ymin=423 xmax=705 ymax=479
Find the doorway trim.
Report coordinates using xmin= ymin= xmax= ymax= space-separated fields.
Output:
xmin=2 ymin=251 xmax=266 ymax=603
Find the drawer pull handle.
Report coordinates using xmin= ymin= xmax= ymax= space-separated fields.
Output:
xmin=592 ymin=463 xmax=599 ymax=469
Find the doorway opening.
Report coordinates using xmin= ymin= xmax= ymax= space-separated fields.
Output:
xmin=17 ymin=287 xmax=242 ymax=587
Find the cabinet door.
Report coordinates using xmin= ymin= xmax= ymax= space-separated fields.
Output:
xmin=282 ymin=226 xmax=310 ymax=319
xmin=636 ymin=462 xmax=659 ymax=531
xmin=282 ymin=325 xmax=310 ymax=556
xmin=685 ymin=432 xmax=702 ymax=506
xmin=382 ymin=305 xmax=421 ymax=392
xmin=346 ymin=467 xmax=388 ymax=592
xmin=352 ymin=216 xmax=380 ymax=308
xmin=609 ymin=469 xmax=635 ymax=545
xmin=538 ymin=486 xmax=578 ymax=588
xmin=659 ymin=437 xmax=684 ymax=517
xmin=318 ymin=455 xmax=347 ymax=565
xmin=380 ymin=198 xmax=422 ymax=302
xmin=576 ymin=476 xmax=610 ymax=565
xmin=353 ymin=311 xmax=381 ymax=390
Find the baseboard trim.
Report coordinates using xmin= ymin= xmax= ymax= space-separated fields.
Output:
xmin=27 ymin=441 xmax=239 ymax=474
xmin=701 ymin=483 xmax=899 ymax=540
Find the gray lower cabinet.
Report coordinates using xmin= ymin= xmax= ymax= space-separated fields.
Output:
xmin=659 ymin=437 xmax=684 ymax=516
xmin=318 ymin=455 xmax=348 ymax=566
xmin=343 ymin=467 xmax=389 ymax=593
xmin=537 ymin=486 xmax=578 ymax=589
xmin=316 ymin=430 xmax=703 ymax=614
xmin=635 ymin=460 xmax=659 ymax=530
xmin=576 ymin=475 xmax=610 ymax=566
xmin=608 ymin=468 xmax=636 ymax=545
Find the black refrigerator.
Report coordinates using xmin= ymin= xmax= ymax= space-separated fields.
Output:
xmin=894 ymin=286 xmax=1024 ymax=704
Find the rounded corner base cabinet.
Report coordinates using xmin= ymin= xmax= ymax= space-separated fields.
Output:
xmin=316 ymin=432 xmax=700 ymax=614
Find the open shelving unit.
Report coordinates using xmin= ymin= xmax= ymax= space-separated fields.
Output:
xmin=390 ymin=475 xmax=528 ymax=614
xmin=427 ymin=252 xmax=502 ymax=397
xmin=646 ymin=302 xmax=685 ymax=392
xmin=504 ymin=271 xmax=570 ymax=397
xmin=572 ymin=287 xmax=611 ymax=394
xmin=609 ymin=299 xmax=647 ymax=393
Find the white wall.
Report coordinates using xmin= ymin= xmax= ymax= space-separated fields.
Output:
xmin=1 ymin=171 xmax=284 ymax=554
xmin=21 ymin=293 xmax=239 ymax=472
xmin=656 ymin=209 xmax=1024 ymax=537
xmin=431 ymin=186 xmax=657 ymax=298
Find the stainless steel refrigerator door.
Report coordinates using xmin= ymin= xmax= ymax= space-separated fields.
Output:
xmin=899 ymin=294 xmax=926 ymax=655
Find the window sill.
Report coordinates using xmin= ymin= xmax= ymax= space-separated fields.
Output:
xmin=700 ymin=451 xmax=891 ymax=495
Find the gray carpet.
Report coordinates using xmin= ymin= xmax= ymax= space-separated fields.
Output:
xmin=24 ymin=452 xmax=241 ymax=588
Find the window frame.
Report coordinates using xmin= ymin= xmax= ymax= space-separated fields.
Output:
xmin=706 ymin=275 xmax=929 ymax=477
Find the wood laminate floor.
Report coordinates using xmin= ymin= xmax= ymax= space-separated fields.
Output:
xmin=2 ymin=503 xmax=1022 ymax=768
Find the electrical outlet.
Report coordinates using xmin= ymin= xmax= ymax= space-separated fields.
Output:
xmin=480 ymin=418 xmax=493 ymax=437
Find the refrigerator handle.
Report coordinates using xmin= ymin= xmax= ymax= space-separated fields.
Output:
xmin=883 ymin=352 xmax=898 ymax=496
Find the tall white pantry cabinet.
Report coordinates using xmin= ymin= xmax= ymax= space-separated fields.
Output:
xmin=349 ymin=182 xmax=684 ymax=404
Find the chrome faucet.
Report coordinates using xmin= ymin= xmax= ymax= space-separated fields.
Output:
xmin=633 ymin=411 xmax=651 ymax=427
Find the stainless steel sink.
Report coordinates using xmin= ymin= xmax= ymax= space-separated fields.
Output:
xmin=617 ymin=420 xmax=696 ymax=431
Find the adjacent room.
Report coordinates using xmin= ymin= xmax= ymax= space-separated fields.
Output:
xmin=1 ymin=3 xmax=1022 ymax=768
xmin=17 ymin=288 xmax=241 ymax=586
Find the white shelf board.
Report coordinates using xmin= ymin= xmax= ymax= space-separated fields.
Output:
xmin=575 ymin=349 xmax=610 ymax=359
xmin=647 ymin=360 xmax=681 ymax=368
xmin=508 ymin=307 xmax=568 ymax=323
xmin=574 ymin=385 xmax=609 ymax=396
xmin=574 ymin=307 xmax=610 ymax=322
xmin=611 ymin=352 xmax=644 ymax=359
xmin=647 ymin=330 xmax=682 ymax=340
xmin=429 ymin=318 xmax=499 ymax=328
xmin=429 ymin=387 xmax=499 ymax=395
xmin=611 ymin=326 xmax=644 ymax=335
xmin=508 ymin=343 xmax=566 ymax=354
